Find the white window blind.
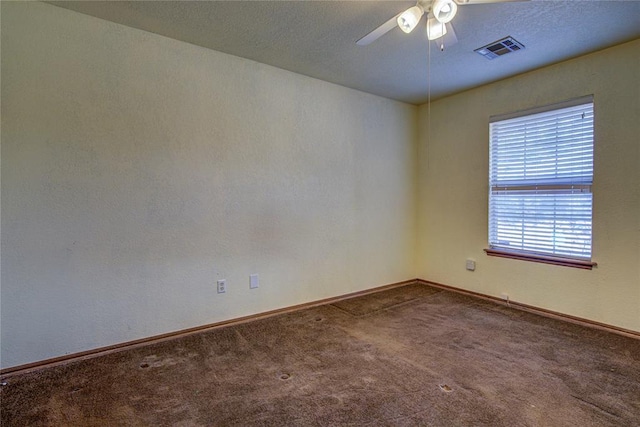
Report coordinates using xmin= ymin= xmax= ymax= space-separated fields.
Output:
xmin=489 ymin=97 xmax=594 ymax=260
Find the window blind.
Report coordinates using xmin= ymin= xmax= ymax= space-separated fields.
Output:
xmin=489 ymin=98 xmax=594 ymax=260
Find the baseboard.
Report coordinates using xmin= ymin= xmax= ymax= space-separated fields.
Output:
xmin=0 ymin=278 xmax=417 ymax=377
xmin=417 ymin=279 xmax=640 ymax=340
xmin=4 ymin=277 xmax=638 ymax=377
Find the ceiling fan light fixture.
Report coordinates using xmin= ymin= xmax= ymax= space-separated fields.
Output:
xmin=397 ymin=5 xmax=424 ymax=34
xmin=432 ymin=0 xmax=457 ymax=24
xmin=426 ymin=18 xmax=447 ymax=40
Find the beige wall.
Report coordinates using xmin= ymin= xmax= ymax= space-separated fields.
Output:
xmin=2 ymin=1 xmax=638 ymax=371
xmin=0 ymin=2 xmax=418 ymax=368
xmin=417 ymin=40 xmax=640 ymax=332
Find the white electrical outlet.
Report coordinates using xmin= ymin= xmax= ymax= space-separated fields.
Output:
xmin=217 ymin=279 xmax=226 ymax=294
xmin=465 ymin=259 xmax=476 ymax=271
xmin=249 ymin=274 xmax=259 ymax=289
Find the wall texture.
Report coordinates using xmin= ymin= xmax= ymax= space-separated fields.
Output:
xmin=417 ymin=40 xmax=640 ymax=333
xmin=3 ymin=1 xmax=637 ymax=370
xmin=1 ymin=2 xmax=418 ymax=369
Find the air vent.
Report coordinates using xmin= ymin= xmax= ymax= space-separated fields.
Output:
xmin=475 ymin=36 xmax=524 ymax=60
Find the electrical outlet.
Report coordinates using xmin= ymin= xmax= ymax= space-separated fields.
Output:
xmin=465 ymin=259 xmax=476 ymax=271
xmin=217 ymin=279 xmax=226 ymax=294
xmin=249 ymin=274 xmax=259 ymax=289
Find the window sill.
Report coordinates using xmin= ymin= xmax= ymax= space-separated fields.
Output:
xmin=484 ymin=248 xmax=596 ymax=270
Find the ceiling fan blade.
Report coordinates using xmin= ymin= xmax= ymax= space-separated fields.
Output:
xmin=356 ymin=14 xmax=400 ymax=46
xmin=454 ymin=0 xmax=527 ymax=4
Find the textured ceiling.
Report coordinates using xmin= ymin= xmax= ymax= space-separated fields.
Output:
xmin=49 ymin=1 xmax=640 ymax=105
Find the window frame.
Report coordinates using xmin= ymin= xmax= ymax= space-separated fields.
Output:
xmin=486 ymin=96 xmax=597 ymax=269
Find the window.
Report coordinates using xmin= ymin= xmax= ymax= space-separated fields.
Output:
xmin=486 ymin=96 xmax=595 ymax=269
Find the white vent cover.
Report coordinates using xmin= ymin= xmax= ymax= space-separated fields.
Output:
xmin=475 ymin=36 xmax=524 ymax=60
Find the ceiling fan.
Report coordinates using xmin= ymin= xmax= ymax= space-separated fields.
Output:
xmin=356 ymin=0 xmax=522 ymax=49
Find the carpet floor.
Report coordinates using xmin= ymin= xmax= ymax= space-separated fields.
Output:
xmin=1 ymin=283 xmax=639 ymax=426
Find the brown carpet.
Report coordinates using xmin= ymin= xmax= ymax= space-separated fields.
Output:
xmin=1 ymin=283 xmax=639 ymax=426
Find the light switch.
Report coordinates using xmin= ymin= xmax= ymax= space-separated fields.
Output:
xmin=250 ymin=274 xmax=259 ymax=289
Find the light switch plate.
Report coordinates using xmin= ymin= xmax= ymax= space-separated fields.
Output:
xmin=250 ymin=274 xmax=259 ymax=289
